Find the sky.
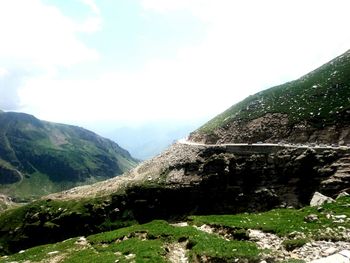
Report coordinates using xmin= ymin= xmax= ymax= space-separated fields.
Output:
xmin=1 ymin=0 xmax=350 ymax=127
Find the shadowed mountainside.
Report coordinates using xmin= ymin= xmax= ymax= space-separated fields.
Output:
xmin=0 ymin=111 xmax=138 ymax=201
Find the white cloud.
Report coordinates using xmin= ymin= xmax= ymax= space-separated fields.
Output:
xmin=80 ymin=0 xmax=101 ymax=15
xmin=10 ymin=0 xmax=350 ymax=124
xmin=138 ymin=0 xmax=350 ymax=115
xmin=0 ymin=68 xmax=8 ymax=78
xmin=0 ymin=0 xmax=99 ymax=68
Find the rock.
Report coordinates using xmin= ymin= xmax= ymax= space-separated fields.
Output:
xmin=310 ymin=249 xmax=350 ymax=263
xmin=125 ymin=254 xmax=136 ymax=260
xmin=332 ymin=215 xmax=347 ymax=219
xmin=340 ymin=250 xmax=350 ymax=258
xmin=323 ymin=247 xmax=337 ymax=256
xmin=47 ymin=251 xmax=59 ymax=255
xmin=337 ymin=192 xmax=349 ymax=199
xmin=310 ymin=192 xmax=335 ymax=207
xmin=304 ymin=214 xmax=319 ymax=223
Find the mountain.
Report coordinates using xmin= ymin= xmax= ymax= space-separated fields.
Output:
xmin=0 ymin=111 xmax=138 ymax=201
xmin=1 ymin=51 xmax=350 ymax=262
xmin=189 ymin=50 xmax=350 ymax=144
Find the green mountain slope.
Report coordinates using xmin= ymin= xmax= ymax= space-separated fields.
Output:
xmin=190 ymin=50 xmax=350 ymax=144
xmin=0 ymin=111 xmax=138 ymax=200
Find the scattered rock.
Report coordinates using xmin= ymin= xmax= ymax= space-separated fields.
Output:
xmin=166 ymin=242 xmax=189 ymax=263
xmin=304 ymin=214 xmax=319 ymax=223
xmin=47 ymin=251 xmax=59 ymax=255
xmin=75 ymin=236 xmax=88 ymax=246
xmin=125 ymin=253 xmax=135 ymax=260
xmin=171 ymin=222 xmax=189 ymax=227
xmin=194 ymin=224 xmax=214 ymax=234
xmin=310 ymin=192 xmax=335 ymax=207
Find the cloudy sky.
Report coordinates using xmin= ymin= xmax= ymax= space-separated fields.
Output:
xmin=1 ymin=0 xmax=350 ymax=126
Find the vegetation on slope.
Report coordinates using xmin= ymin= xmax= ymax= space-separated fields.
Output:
xmin=198 ymin=50 xmax=350 ymax=134
xmin=0 ymin=111 xmax=138 ymax=201
xmin=1 ymin=196 xmax=349 ymax=262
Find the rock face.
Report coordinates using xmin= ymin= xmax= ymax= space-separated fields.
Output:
xmin=51 ymin=143 xmax=350 ymax=212
xmin=190 ymin=113 xmax=350 ymax=145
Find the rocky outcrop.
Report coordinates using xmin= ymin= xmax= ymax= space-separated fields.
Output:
xmin=189 ymin=112 xmax=350 ymax=145
xmin=0 ymin=195 xmax=15 ymax=212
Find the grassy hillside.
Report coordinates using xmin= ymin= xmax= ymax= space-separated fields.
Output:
xmin=1 ymin=195 xmax=349 ymax=262
xmin=197 ymin=50 xmax=350 ymax=134
xmin=0 ymin=111 xmax=138 ymax=201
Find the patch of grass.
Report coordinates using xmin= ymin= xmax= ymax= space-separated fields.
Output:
xmin=1 ymin=220 xmax=260 ymax=263
xmin=190 ymin=196 xmax=350 ymax=239
xmin=2 ymin=238 xmax=76 ymax=262
xmin=89 ymin=220 xmax=260 ymax=262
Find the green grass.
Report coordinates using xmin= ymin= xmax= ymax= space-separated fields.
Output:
xmin=198 ymin=50 xmax=350 ymax=134
xmin=2 ymin=196 xmax=349 ymax=262
xmin=2 ymin=220 xmax=260 ymax=263
xmin=0 ymin=172 xmax=77 ymax=202
xmin=190 ymin=196 xmax=350 ymax=239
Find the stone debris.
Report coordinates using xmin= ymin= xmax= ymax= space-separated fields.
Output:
xmin=310 ymin=192 xmax=335 ymax=207
xmin=171 ymin=222 xmax=189 ymax=227
xmin=193 ymin=224 xmax=214 ymax=234
xmin=47 ymin=250 xmax=59 ymax=255
xmin=125 ymin=253 xmax=136 ymax=260
xmin=304 ymin=214 xmax=319 ymax=222
xmin=166 ymin=242 xmax=189 ymax=263
xmin=310 ymin=250 xmax=350 ymax=263
xmin=248 ymin=229 xmax=350 ymax=262
xmin=75 ymin=236 xmax=88 ymax=246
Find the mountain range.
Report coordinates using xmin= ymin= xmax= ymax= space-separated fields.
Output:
xmin=0 ymin=111 xmax=137 ymax=201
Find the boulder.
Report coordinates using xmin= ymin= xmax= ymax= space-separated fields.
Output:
xmin=310 ymin=192 xmax=334 ymax=207
xmin=304 ymin=214 xmax=319 ymax=223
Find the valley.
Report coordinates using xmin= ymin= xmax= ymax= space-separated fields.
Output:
xmin=1 ymin=49 xmax=350 ymax=262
